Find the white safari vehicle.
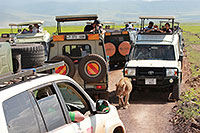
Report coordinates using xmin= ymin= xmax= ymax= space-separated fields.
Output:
xmin=13 ymin=21 xmax=50 ymax=44
xmin=124 ymin=16 xmax=183 ymax=100
xmin=0 ymin=70 xmax=125 ymax=133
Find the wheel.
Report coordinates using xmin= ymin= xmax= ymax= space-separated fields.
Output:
xmin=12 ymin=53 xmax=21 ymax=73
xmin=172 ymin=79 xmax=180 ymax=100
xmin=51 ymin=56 xmax=75 ymax=78
xmin=78 ymin=54 xmax=107 ymax=83
xmin=11 ymin=44 xmax=45 ymax=68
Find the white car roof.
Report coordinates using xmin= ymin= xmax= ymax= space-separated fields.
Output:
xmin=136 ymin=41 xmax=172 ymax=45
xmin=0 ymin=74 xmax=72 ymax=102
xmin=137 ymin=34 xmax=176 ymax=44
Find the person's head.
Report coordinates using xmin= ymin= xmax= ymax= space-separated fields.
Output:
xmin=132 ymin=24 xmax=134 ymax=27
xmin=34 ymin=24 xmax=39 ymax=28
xmin=165 ymin=23 xmax=170 ymax=30
xmin=125 ymin=24 xmax=129 ymax=28
xmin=92 ymin=20 xmax=100 ymax=27
xmin=29 ymin=25 xmax=33 ymax=32
xmin=162 ymin=26 xmax=165 ymax=29
xmin=148 ymin=21 xmax=154 ymax=28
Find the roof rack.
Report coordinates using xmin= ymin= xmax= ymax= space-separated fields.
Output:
xmin=124 ymin=21 xmax=137 ymax=24
xmin=137 ymin=34 xmax=175 ymax=43
xmin=56 ymin=14 xmax=98 ymax=22
xmin=0 ymin=61 xmax=64 ymax=85
xmin=139 ymin=16 xmax=175 ymax=20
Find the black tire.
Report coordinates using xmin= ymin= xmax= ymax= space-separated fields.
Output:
xmin=11 ymin=44 xmax=45 ymax=68
xmin=78 ymin=54 xmax=107 ymax=83
xmin=51 ymin=56 xmax=75 ymax=78
xmin=99 ymin=92 xmax=109 ymax=100
xmin=172 ymin=80 xmax=180 ymax=100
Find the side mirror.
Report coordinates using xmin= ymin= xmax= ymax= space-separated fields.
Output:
xmin=96 ymin=99 xmax=110 ymax=114
xmin=178 ymin=55 xmax=183 ymax=62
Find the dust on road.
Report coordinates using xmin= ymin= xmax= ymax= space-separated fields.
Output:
xmin=108 ymin=69 xmax=175 ymax=133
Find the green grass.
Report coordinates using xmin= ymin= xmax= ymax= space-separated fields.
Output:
xmin=0 ymin=25 xmax=125 ymax=36
xmin=0 ymin=25 xmax=85 ymax=36
xmin=182 ymin=25 xmax=200 ymax=77
xmin=181 ymin=23 xmax=200 ymax=34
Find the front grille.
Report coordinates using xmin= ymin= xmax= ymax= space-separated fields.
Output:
xmin=137 ymin=67 xmax=165 ymax=77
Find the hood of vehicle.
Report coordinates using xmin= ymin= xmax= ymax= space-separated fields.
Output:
xmin=126 ymin=60 xmax=178 ymax=68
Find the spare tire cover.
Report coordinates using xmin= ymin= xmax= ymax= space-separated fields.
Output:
xmin=78 ymin=54 xmax=107 ymax=83
xmin=104 ymin=42 xmax=116 ymax=57
xmin=118 ymin=41 xmax=131 ymax=56
xmin=51 ymin=56 xmax=75 ymax=78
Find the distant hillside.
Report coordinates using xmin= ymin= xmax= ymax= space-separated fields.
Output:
xmin=0 ymin=0 xmax=200 ymax=28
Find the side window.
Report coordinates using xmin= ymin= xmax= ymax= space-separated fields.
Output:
xmin=33 ymin=85 xmax=66 ymax=131
xmin=3 ymin=91 xmax=40 ymax=133
xmin=63 ymin=45 xmax=91 ymax=58
xmin=56 ymin=82 xmax=90 ymax=114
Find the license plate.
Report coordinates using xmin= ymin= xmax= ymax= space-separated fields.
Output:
xmin=66 ymin=34 xmax=86 ymax=40
xmin=145 ymin=78 xmax=156 ymax=85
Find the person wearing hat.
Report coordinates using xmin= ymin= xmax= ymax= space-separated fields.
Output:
xmin=84 ymin=20 xmax=100 ymax=32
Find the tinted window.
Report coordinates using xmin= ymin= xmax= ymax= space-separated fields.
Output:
xmin=57 ymin=82 xmax=89 ymax=114
xmin=132 ymin=45 xmax=175 ymax=60
xmin=63 ymin=45 xmax=91 ymax=58
xmin=3 ymin=92 xmax=40 ymax=133
xmin=33 ymin=85 xmax=66 ymax=131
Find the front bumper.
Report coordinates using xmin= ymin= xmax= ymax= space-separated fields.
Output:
xmin=126 ymin=76 xmax=178 ymax=88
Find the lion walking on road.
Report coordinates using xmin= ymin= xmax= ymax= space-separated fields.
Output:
xmin=115 ymin=77 xmax=132 ymax=109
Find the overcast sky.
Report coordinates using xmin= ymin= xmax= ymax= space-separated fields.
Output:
xmin=0 ymin=0 xmax=199 ymax=28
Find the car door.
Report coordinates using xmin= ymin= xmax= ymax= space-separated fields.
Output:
xmin=28 ymin=83 xmax=78 ymax=133
xmin=54 ymin=81 xmax=105 ymax=133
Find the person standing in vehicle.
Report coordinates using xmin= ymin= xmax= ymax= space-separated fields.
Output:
xmin=144 ymin=21 xmax=154 ymax=32
xmin=163 ymin=23 xmax=172 ymax=33
xmin=33 ymin=24 xmax=43 ymax=33
xmin=84 ymin=20 xmax=100 ymax=32
xmin=121 ymin=24 xmax=129 ymax=31
xmin=28 ymin=25 xmax=35 ymax=33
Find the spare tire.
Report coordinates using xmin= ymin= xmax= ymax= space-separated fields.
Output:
xmin=78 ymin=54 xmax=107 ymax=83
xmin=104 ymin=42 xmax=116 ymax=57
xmin=11 ymin=44 xmax=45 ymax=68
xmin=118 ymin=41 xmax=131 ymax=56
xmin=51 ymin=56 xmax=75 ymax=78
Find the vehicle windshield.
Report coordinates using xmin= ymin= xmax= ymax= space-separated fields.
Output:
xmin=131 ymin=45 xmax=175 ymax=60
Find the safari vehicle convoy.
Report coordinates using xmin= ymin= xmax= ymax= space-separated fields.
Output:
xmin=0 ymin=42 xmax=125 ymax=133
xmin=104 ymin=21 xmax=137 ymax=69
xmin=124 ymin=16 xmax=184 ymax=100
xmin=49 ymin=14 xmax=109 ymax=100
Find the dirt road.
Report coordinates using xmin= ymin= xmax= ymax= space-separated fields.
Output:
xmin=108 ymin=69 xmax=175 ymax=133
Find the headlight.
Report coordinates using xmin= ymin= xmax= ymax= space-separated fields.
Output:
xmin=124 ymin=68 xmax=136 ymax=76
xmin=166 ymin=69 xmax=178 ymax=76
